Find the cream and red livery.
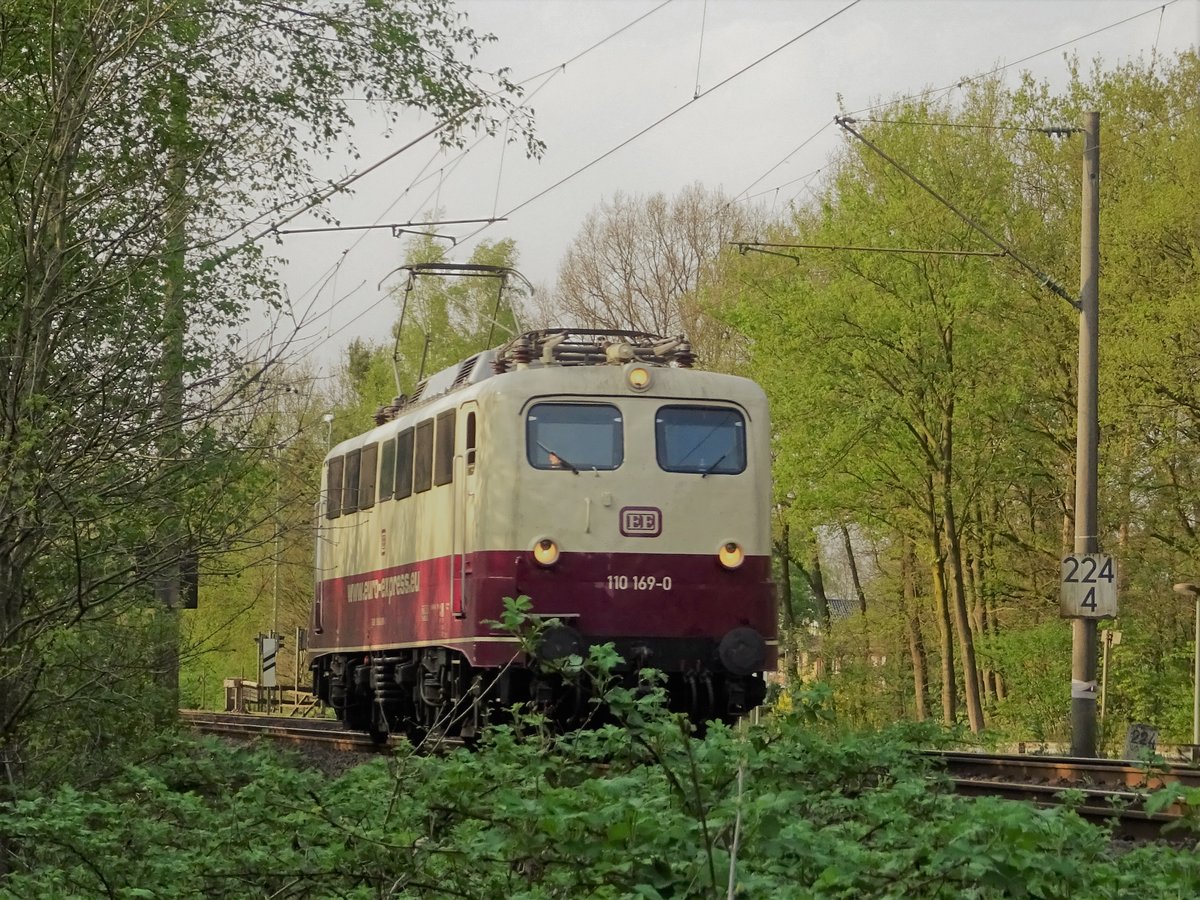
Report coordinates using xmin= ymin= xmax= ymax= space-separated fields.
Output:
xmin=309 ymin=328 xmax=776 ymax=740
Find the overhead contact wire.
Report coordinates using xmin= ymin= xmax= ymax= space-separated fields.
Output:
xmin=835 ymin=115 xmax=1077 ymax=306
xmin=486 ymin=0 xmax=865 ymax=226
xmin=732 ymin=121 xmax=832 ymax=203
xmin=519 ymin=0 xmax=677 ymax=84
xmin=844 ymin=0 xmax=1183 ymax=117
xmin=268 ymin=4 xmax=681 ymax=365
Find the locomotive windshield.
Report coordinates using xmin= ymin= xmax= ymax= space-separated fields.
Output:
xmin=527 ymin=403 xmax=623 ymax=471
xmin=655 ymin=406 xmax=746 ymax=475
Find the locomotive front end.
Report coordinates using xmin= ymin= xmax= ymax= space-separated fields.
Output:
xmin=471 ymin=338 xmax=776 ymax=722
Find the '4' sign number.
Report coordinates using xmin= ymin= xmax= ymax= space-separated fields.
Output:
xmin=1060 ymin=554 xmax=1118 ymax=618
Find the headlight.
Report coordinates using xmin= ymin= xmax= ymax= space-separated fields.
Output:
xmin=532 ymin=538 xmax=560 ymax=567
xmin=718 ymin=541 xmax=745 ymax=569
xmin=626 ymin=365 xmax=651 ymax=391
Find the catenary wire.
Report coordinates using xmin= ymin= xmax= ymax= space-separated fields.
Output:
xmin=519 ymin=0 xmax=677 ymax=84
xmin=730 ymin=121 xmax=833 ymax=204
xmin=249 ymin=4 xmax=679 ymax=367
xmin=257 ymin=0 xmax=1179 ymax=372
xmin=843 ymin=0 xmax=1183 ymax=117
xmin=733 ymin=1 xmax=1184 ymax=216
xmin=739 ymin=166 xmax=826 ymax=204
xmin=456 ymin=0 xmax=864 ymax=246
xmin=277 ymin=78 xmax=567 ymax=357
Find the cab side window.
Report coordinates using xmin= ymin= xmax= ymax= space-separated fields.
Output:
xmin=395 ymin=427 xmax=414 ymax=498
xmin=378 ymin=438 xmax=396 ymax=500
xmin=414 ymin=419 xmax=434 ymax=493
xmin=343 ymin=448 xmax=361 ymax=512
xmin=358 ymin=442 xmax=378 ymax=509
xmin=325 ymin=456 xmax=344 ymax=519
xmin=434 ymin=409 xmax=456 ymax=486
xmin=465 ymin=411 xmax=477 ymax=472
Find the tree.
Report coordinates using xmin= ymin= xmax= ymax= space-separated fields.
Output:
xmin=712 ymin=50 xmax=1200 ymax=746
xmin=0 ymin=0 xmax=536 ymax=787
xmin=719 ymin=80 xmax=1078 ymax=733
xmin=179 ymin=363 xmax=332 ymax=714
xmin=553 ymin=184 xmax=764 ymax=370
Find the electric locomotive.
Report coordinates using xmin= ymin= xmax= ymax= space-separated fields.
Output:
xmin=309 ymin=328 xmax=776 ymax=740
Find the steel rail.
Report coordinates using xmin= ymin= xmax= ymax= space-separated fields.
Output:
xmin=178 ymin=720 xmax=1197 ymax=841
xmin=948 ymin=778 xmax=1179 ymax=841
xmin=928 ymin=750 xmax=1199 ymax=841
xmin=928 ymin=750 xmax=1200 ymax=790
xmin=181 ymin=710 xmax=388 ymax=753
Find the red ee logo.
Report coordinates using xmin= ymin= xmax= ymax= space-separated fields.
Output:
xmin=620 ymin=506 xmax=662 ymax=537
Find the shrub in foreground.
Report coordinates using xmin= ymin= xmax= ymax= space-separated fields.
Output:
xmin=3 ymin=691 xmax=1200 ymax=898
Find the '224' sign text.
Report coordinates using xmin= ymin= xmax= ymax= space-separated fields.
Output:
xmin=1059 ymin=554 xmax=1117 ymax=618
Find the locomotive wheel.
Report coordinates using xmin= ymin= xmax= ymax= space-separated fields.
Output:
xmin=367 ymin=703 xmax=390 ymax=745
xmin=343 ymin=691 xmax=370 ymax=732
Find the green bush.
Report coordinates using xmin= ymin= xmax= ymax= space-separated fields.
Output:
xmin=5 ymin=606 xmax=1200 ymax=896
xmin=4 ymin=704 xmax=1200 ymax=897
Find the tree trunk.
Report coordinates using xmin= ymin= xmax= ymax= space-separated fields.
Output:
xmin=0 ymin=42 xmax=89 ymax=777
xmin=840 ymin=523 xmax=868 ymax=616
xmin=964 ymin=540 xmax=989 ymax=703
xmin=966 ymin=501 xmax=999 ymax=702
xmin=793 ymin=530 xmax=830 ymax=632
xmin=969 ymin=538 xmax=996 ymax=702
xmin=942 ymin=477 xmax=985 ymax=733
xmin=839 ymin=522 xmax=870 ymax=662
xmin=984 ymin=497 xmax=1006 ymax=700
xmin=791 ymin=529 xmax=831 ymax=678
xmin=901 ymin=534 xmax=930 ymax=720
xmin=926 ymin=478 xmax=957 ymax=725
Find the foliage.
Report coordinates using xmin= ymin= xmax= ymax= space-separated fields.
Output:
xmin=704 ymin=49 xmax=1200 ymax=744
xmin=178 ymin=366 xmax=334 ymax=711
xmin=0 ymin=0 xmax=536 ymax=790
xmin=6 ymin=606 xmax=1200 ymax=893
xmin=5 ymin=689 xmax=1200 ymax=896
xmin=980 ymin=621 xmax=1070 ymax=743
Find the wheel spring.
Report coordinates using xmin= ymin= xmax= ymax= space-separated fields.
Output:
xmin=370 ymin=657 xmax=405 ymax=703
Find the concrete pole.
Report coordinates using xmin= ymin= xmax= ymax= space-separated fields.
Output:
xmin=1070 ymin=111 xmax=1101 ymax=758
xmin=272 ymin=445 xmax=281 ymax=640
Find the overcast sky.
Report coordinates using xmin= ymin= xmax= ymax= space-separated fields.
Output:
xmin=258 ymin=0 xmax=1200 ymax=375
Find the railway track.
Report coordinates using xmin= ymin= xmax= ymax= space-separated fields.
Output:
xmin=931 ymin=750 xmax=1200 ymax=841
xmin=180 ymin=710 xmax=467 ymax=756
xmin=180 ymin=710 xmax=388 ymax=753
